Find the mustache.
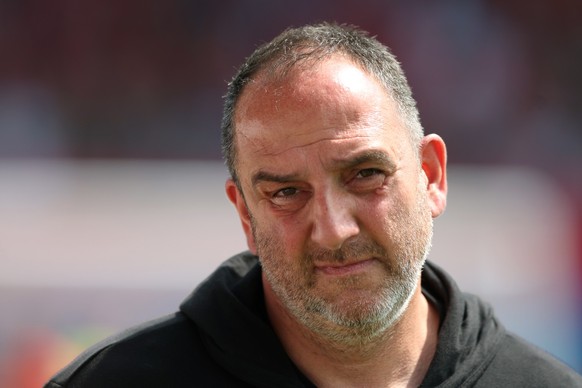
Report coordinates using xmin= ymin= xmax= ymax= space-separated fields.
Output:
xmin=305 ymin=237 xmax=389 ymax=263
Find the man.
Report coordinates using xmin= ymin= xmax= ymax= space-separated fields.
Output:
xmin=46 ymin=23 xmax=581 ymax=387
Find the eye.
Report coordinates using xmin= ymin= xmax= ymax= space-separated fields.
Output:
xmin=269 ymin=186 xmax=309 ymax=212
xmin=274 ymin=187 xmax=299 ymax=198
xmin=355 ymin=168 xmax=383 ymax=179
xmin=350 ymin=168 xmax=386 ymax=192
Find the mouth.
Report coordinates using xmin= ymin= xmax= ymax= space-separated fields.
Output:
xmin=314 ymin=258 xmax=376 ymax=276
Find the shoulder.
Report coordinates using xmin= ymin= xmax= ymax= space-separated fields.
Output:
xmin=44 ymin=312 xmax=244 ymax=387
xmin=475 ymin=332 xmax=582 ymax=387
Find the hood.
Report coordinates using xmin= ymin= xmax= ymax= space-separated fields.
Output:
xmin=180 ymin=252 xmax=506 ymax=387
xmin=421 ymin=261 xmax=505 ymax=387
xmin=180 ymin=252 xmax=307 ymax=388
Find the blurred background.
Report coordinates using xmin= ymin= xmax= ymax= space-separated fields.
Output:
xmin=1 ymin=0 xmax=581 ymax=385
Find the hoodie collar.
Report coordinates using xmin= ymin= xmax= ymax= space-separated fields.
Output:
xmin=181 ymin=253 xmax=505 ymax=387
xmin=180 ymin=252 xmax=309 ymax=388
xmin=421 ymin=261 xmax=505 ymax=387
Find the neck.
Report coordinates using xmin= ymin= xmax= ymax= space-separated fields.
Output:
xmin=264 ymin=275 xmax=439 ymax=388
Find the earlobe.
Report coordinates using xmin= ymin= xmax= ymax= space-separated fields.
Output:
xmin=225 ymin=179 xmax=257 ymax=254
xmin=420 ymin=134 xmax=448 ymax=218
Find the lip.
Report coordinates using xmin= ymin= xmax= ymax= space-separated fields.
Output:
xmin=315 ymin=258 xmax=376 ymax=276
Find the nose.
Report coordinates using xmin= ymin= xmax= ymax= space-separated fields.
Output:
xmin=310 ymin=188 xmax=360 ymax=250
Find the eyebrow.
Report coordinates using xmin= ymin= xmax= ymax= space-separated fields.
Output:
xmin=333 ymin=150 xmax=397 ymax=172
xmin=251 ymin=170 xmax=300 ymax=186
xmin=251 ymin=150 xmax=396 ymax=187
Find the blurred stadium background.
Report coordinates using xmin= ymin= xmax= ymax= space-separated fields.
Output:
xmin=0 ymin=1 xmax=581 ymax=385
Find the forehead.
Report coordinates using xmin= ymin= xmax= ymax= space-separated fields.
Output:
xmin=233 ymin=55 xmax=409 ymax=172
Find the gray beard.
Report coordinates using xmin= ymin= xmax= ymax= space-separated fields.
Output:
xmin=260 ymin=235 xmax=431 ymax=348
xmin=253 ymin=185 xmax=434 ymax=347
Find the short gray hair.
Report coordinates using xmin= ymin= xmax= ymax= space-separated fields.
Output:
xmin=221 ymin=22 xmax=423 ymax=184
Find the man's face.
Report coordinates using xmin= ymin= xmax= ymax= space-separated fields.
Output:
xmin=227 ymin=56 xmax=444 ymax=340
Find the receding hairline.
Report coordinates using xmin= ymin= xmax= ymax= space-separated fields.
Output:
xmin=230 ymin=50 xmax=421 ymax=162
xmin=222 ymin=23 xmax=424 ymax=186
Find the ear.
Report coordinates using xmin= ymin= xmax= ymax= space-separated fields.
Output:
xmin=420 ymin=134 xmax=448 ymax=218
xmin=225 ymin=179 xmax=257 ymax=254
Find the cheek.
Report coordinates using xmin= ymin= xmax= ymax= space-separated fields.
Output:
xmin=277 ymin=217 xmax=310 ymax=253
xmin=359 ymin=190 xmax=414 ymax=241
xmin=358 ymin=191 xmax=400 ymax=225
xmin=255 ymin=211 xmax=307 ymax=254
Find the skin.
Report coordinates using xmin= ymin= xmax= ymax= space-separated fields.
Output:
xmin=225 ymin=55 xmax=447 ymax=387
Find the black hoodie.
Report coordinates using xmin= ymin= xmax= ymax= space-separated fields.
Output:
xmin=45 ymin=252 xmax=582 ymax=387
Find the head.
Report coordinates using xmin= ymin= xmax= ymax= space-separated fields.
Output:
xmin=222 ymin=23 xmax=447 ymax=345
xmin=222 ymin=22 xmax=424 ymax=186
